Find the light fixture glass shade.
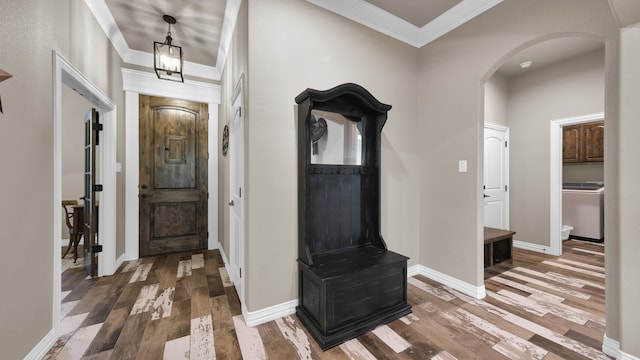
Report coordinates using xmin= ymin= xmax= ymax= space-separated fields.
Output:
xmin=154 ymin=41 xmax=184 ymax=82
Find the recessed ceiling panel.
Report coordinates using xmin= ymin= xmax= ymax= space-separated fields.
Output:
xmin=366 ymin=0 xmax=463 ymax=28
xmin=105 ymin=0 xmax=226 ymax=67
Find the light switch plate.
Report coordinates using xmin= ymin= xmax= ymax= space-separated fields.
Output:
xmin=458 ymin=160 xmax=467 ymax=173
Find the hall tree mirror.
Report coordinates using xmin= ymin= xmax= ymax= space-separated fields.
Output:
xmin=309 ymin=109 xmax=364 ymax=166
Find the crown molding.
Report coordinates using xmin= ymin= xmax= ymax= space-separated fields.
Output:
xmin=306 ymin=0 xmax=503 ymax=48
xmin=85 ymin=0 xmax=241 ymax=81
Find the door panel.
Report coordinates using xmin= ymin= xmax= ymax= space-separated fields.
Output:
xmin=84 ymin=109 xmax=99 ymax=276
xmin=139 ymin=95 xmax=208 ymax=257
xmin=484 ymin=126 xmax=508 ymax=229
xmin=229 ymin=75 xmax=245 ymax=300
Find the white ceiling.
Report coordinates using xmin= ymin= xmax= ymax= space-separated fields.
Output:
xmin=105 ymin=0 xmax=225 ymax=67
xmin=87 ymin=0 xmax=613 ymax=81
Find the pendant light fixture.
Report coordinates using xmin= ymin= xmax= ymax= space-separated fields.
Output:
xmin=154 ymin=15 xmax=184 ymax=82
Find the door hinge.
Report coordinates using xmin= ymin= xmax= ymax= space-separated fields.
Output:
xmin=240 ymin=268 xmax=242 ymax=278
xmin=207 ymin=231 xmax=209 ymax=239
xmin=505 ymin=185 xmax=508 ymax=191
xmin=239 ymin=187 xmax=242 ymax=198
xmin=92 ymin=245 xmax=103 ymax=253
xmin=239 ymin=107 xmax=242 ymax=117
xmin=505 ymin=141 xmax=508 ymax=148
xmin=93 ymin=184 xmax=103 ymax=192
xmin=94 ymin=110 xmax=103 ymax=145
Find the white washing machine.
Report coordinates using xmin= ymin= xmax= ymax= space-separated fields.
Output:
xmin=562 ymin=183 xmax=604 ymax=241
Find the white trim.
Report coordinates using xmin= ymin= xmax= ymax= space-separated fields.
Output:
xmin=53 ymin=50 xmax=117 ymax=352
xmin=23 ymin=329 xmax=57 ymax=360
xmin=513 ymin=240 xmax=552 ymax=254
xmin=216 ymin=0 xmax=243 ymax=73
xmin=549 ymin=112 xmax=604 ymax=256
xmin=242 ymin=300 xmax=298 ymax=328
xmin=209 ymin=103 xmax=220 ymax=251
xmin=413 ymin=264 xmax=486 ymax=299
xmin=603 ymin=334 xmax=620 ymax=358
xmin=621 ymin=352 xmax=640 ymax=360
xmin=122 ymin=68 xmax=220 ymax=104
xmin=115 ymin=253 xmax=126 ymax=274
xmin=122 ymin=68 xmax=221 ymax=262
xmin=407 ymin=264 xmax=421 ymax=277
xmin=606 ymin=334 xmax=640 ymax=360
xmin=306 ymin=0 xmax=503 ymax=48
xmin=237 ymin=263 xmax=483 ymax=327
xmin=124 ymin=91 xmax=140 ymax=260
xmin=84 ymin=0 xmax=242 ymax=80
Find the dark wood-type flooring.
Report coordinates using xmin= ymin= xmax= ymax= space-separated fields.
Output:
xmin=46 ymin=240 xmax=609 ymax=359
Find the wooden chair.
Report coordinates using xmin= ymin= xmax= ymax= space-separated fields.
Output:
xmin=62 ymin=200 xmax=82 ymax=262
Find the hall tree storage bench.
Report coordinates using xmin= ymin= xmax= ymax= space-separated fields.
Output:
xmin=295 ymin=83 xmax=411 ymax=350
xmin=484 ymin=227 xmax=515 ymax=268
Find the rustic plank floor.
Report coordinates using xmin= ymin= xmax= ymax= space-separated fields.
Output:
xmin=46 ymin=240 xmax=609 ymax=359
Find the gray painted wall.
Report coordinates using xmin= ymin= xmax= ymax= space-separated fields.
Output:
xmin=246 ymin=0 xmax=421 ymax=312
xmin=0 ymin=1 xmax=125 ymax=357
xmin=484 ymin=74 xmax=509 ymax=127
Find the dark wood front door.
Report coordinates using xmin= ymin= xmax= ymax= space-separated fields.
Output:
xmin=139 ymin=95 xmax=208 ymax=257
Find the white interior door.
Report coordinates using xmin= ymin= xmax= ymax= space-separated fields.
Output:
xmin=484 ymin=124 xmax=509 ymax=229
xmin=229 ymin=75 xmax=245 ymax=301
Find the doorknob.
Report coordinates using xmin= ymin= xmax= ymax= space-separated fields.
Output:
xmin=484 ymin=194 xmax=491 ymax=198
xmin=229 ymin=200 xmax=235 ymax=206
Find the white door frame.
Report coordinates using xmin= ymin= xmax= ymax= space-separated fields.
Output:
xmin=228 ymin=73 xmax=246 ymax=303
xmin=53 ymin=51 xmax=117 ymax=334
xmin=484 ymin=122 xmax=510 ymax=229
xmin=549 ymin=112 xmax=604 ymax=256
xmin=122 ymin=69 xmax=221 ymax=260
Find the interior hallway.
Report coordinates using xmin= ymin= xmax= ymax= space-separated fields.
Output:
xmin=46 ymin=240 xmax=607 ymax=359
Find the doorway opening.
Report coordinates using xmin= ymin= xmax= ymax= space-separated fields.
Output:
xmin=550 ymin=112 xmax=604 ymax=256
xmin=138 ymin=96 xmax=209 ymax=256
xmin=123 ymin=69 xmax=220 ymax=261
xmin=53 ymin=51 xmax=117 ymax=335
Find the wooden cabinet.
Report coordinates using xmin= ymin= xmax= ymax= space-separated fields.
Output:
xmin=295 ymin=83 xmax=411 ymax=350
xmin=584 ymin=122 xmax=604 ymax=161
xmin=562 ymin=121 xmax=604 ymax=163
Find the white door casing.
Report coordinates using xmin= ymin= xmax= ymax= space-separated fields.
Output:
xmin=549 ymin=112 xmax=604 ymax=256
xmin=53 ymin=51 xmax=117 ymax=338
xmin=229 ymin=74 xmax=245 ymax=302
xmin=484 ymin=123 xmax=509 ymax=229
xmin=122 ymin=69 xmax=220 ymax=261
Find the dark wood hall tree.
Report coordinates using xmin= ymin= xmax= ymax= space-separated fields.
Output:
xmin=295 ymin=83 xmax=411 ymax=350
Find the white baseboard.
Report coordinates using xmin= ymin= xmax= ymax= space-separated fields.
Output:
xmin=413 ymin=264 xmax=486 ymax=299
xmin=115 ymin=253 xmax=126 ymax=272
xmin=602 ymin=333 xmax=640 ymax=360
xmin=603 ymin=334 xmax=620 ymax=358
xmin=239 ymin=263 xmax=486 ymax=328
xmin=242 ymin=299 xmax=298 ymax=328
xmin=513 ymin=240 xmax=552 ymax=254
xmin=218 ymin=243 xmax=229 ymax=267
xmin=24 ymin=329 xmax=57 ymax=360
xmin=621 ymin=351 xmax=640 ymax=360
xmin=407 ymin=264 xmax=421 ymax=277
